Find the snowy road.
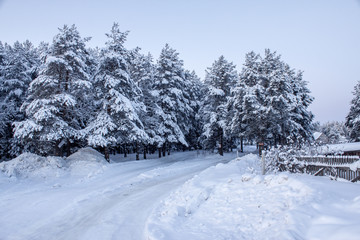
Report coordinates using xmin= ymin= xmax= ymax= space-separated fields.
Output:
xmin=0 ymin=151 xmax=238 ymax=240
xmin=1 ymin=149 xmax=360 ymax=239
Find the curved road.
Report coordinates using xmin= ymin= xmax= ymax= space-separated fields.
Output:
xmin=0 ymin=151 xmax=239 ymax=240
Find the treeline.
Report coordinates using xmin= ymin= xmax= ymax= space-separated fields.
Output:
xmin=0 ymin=23 xmax=314 ymax=161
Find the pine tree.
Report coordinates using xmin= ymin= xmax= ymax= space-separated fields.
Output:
xmin=14 ymin=25 xmax=92 ymax=156
xmin=0 ymin=41 xmax=40 ymax=159
xmin=320 ymin=121 xmax=348 ymax=144
xmin=288 ymin=70 xmax=314 ymax=144
xmin=153 ymin=44 xmax=189 ymax=155
xmin=128 ymin=49 xmax=164 ymax=158
xmin=229 ymin=51 xmax=261 ymax=151
xmin=0 ymin=41 xmax=8 ymax=160
xmin=261 ymin=49 xmax=293 ymax=145
xmin=183 ymin=70 xmax=204 ymax=149
xmin=85 ymin=23 xmax=147 ymax=161
xmin=230 ymin=50 xmax=314 ymax=147
xmin=346 ymin=81 xmax=360 ymax=141
xmin=200 ymin=56 xmax=237 ymax=155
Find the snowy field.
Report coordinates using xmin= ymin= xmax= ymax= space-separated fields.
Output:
xmin=0 ymin=148 xmax=359 ymax=240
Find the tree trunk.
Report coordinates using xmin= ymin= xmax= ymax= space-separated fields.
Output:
xmin=143 ymin=145 xmax=147 ymax=160
xmin=135 ymin=142 xmax=139 ymax=160
xmin=65 ymin=71 xmax=69 ymax=91
xmin=219 ymin=129 xmax=224 ymax=156
xmin=66 ymin=139 xmax=71 ymax=157
xmin=240 ymin=136 xmax=244 ymax=153
xmin=104 ymin=147 xmax=110 ymax=162
xmin=162 ymin=143 xmax=166 ymax=157
xmin=158 ymin=148 xmax=162 ymax=158
xmin=124 ymin=145 xmax=127 ymax=158
xmin=54 ymin=141 xmax=61 ymax=157
xmin=167 ymin=143 xmax=171 ymax=156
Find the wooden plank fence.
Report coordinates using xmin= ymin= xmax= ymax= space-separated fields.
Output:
xmin=296 ymin=156 xmax=360 ymax=182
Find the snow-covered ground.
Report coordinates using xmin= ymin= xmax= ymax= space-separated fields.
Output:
xmin=0 ymin=148 xmax=359 ymax=240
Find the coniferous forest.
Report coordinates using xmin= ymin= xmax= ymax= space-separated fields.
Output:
xmin=0 ymin=23 xmax=315 ymax=161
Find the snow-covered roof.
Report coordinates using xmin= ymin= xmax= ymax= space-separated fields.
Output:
xmin=320 ymin=142 xmax=360 ymax=154
xmin=313 ymin=132 xmax=323 ymax=140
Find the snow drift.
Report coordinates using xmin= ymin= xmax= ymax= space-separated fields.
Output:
xmin=0 ymin=147 xmax=108 ymax=180
xmin=145 ymin=154 xmax=360 ymax=240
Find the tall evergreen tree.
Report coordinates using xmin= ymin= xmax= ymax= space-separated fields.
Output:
xmin=153 ymin=44 xmax=189 ymax=154
xmin=85 ymin=23 xmax=147 ymax=160
xmin=261 ymin=49 xmax=293 ymax=145
xmin=230 ymin=49 xmax=314 ymax=147
xmin=287 ymin=70 xmax=314 ymax=144
xmin=0 ymin=41 xmax=8 ymax=160
xmin=128 ymin=49 xmax=164 ymax=157
xmin=14 ymin=25 xmax=92 ymax=156
xmin=0 ymin=41 xmax=40 ymax=159
xmin=229 ymin=51 xmax=261 ymax=151
xmin=183 ymin=70 xmax=204 ymax=149
xmin=200 ymin=56 xmax=238 ymax=155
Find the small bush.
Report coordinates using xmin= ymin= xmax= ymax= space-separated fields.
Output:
xmin=264 ymin=146 xmax=309 ymax=173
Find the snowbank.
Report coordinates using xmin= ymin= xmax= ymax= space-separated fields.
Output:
xmin=0 ymin=153 xmax=66 ymax=179
xmin=66 ymin=147 xmax=108 ymax=178
xmin=146 ymin=154 xmax=310 ymax=239
xmin=0 ymin=148 xmax=108 ymax=180
xmin=145 ymin=154 xmax=360 ymax=240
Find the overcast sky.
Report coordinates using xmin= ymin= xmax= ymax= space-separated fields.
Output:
xmin=0 ymin=0 xmax=359 ymax=124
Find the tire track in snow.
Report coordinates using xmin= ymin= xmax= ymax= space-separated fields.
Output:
xmin=9 ymin=152 xmax=239 ymax=240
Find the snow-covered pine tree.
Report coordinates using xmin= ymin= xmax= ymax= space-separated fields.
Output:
xmin=319 ymin=121 xmax=348 ymax=144
xmin=231 ymin=50 xmax=314 ymax=147
xmin=85 ymin=23 xmax=147 ymax=161
xmin=0 ymin=41 xmax=40 ymax=159
xmin=259 ymin=49 xmax=314 ymax=146
xmin=183 ymin=70 xmax=204 ymax=150
xmin=0 ymin=41 xmax=8 ymax=160
xmin=14 ymin=25 xmax=92 ymax=156
xmin=261 ymin=49 xmax=294 ymax=145
xmin=200 ymin=56 xmax=237 ymax=155
xmin=229 ymin=51 xmax=261 ymax=151
xmin=346 ymin=81 xmax=360 ymax=141
xmin=287 ymin=69 xmax=314 ymax=144
xmin=0 ymin=41 xmax=5 ymax=68
xmin=128 ymin=49 xmax=164 ymax=158
xmin=153 ymin=44 xmax=189 ymax=155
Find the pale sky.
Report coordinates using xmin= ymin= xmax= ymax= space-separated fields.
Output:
xmin=0 ymin=0 xmax=359 ymax=123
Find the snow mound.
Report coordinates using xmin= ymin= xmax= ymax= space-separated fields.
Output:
xmin=0 ymin=148 xmax=108 ymax=180
xmin=0 ymin=152 xmax=65 ymax=179
xmin=66 ymin=147 xmax=106 ymax=163
xmin=66 ymin=147 xmax=108 ymax=178
xmin=145 ymin=154 xmax=313 ymax=240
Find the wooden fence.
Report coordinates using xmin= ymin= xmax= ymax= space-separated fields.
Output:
xmin=296 ymin=156 xmax=360 ymax=182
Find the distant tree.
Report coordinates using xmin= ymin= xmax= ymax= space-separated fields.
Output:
xmin=200 ymin=56 xmax=238 ymax=155
xmin=85 ymin=23 xmax=147 ymax=161
xmin=346 ymin=81 xmax=360 ymax=141
xmin=319 ymin=121 xmax=348 ymax=144
xmin=14 ymin=25 xmax=92 ymax=156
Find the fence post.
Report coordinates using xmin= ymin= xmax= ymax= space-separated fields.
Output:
xmin=262 ymin=152 xmax=265 ymax=175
